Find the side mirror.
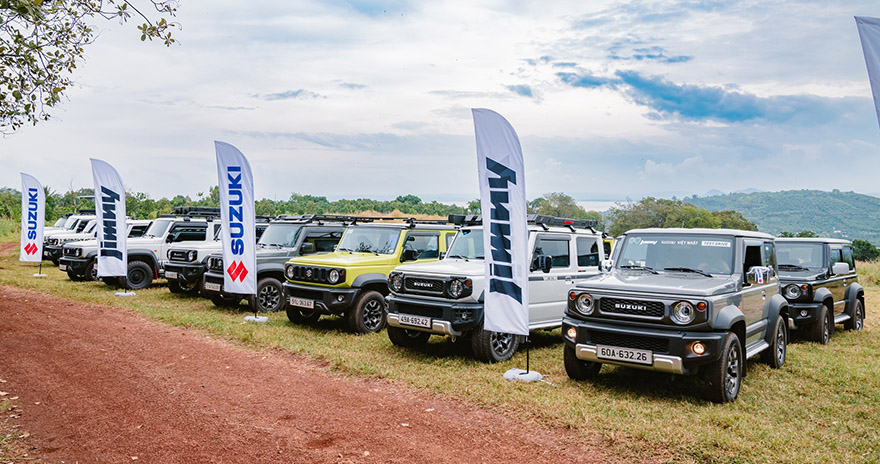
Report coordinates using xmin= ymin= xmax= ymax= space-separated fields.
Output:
xmin=165 ymin=234 xmax=175 ymax=243
xmin=440 ymin=251 xmax=447 ymax=259
xmin=532 ymin=255 xmax=552 ymax=273
xmin=401 ymin=249 xmax=419 ymax=262
xmin=831 ymin=262 xmax=850 ymax=275
xmin=300 ymin=242 xmax=316 ymax=255
xmin=602 ymin=259 xmax=614 ymax=272
xmin=746 ymin=266 xmax=771 ymax=285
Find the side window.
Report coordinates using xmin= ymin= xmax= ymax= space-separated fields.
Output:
xmin=445 ymin=233 xmax=455 ymax=250
xmin=842 ymin=246 xmax=855 ymax=271
xmin=405 ymin=233 xmax=440 ymax=259
xmin=577 ymin=237 xmax=600 ymax=267
xmin=534 ymin=237 xmax=570 ymax=268
xmin=304 ymin=229 xmax=343 ymax=254
xmin=169 ymin=224 xmax=207 ymax=242
xmin=603 ymin=240 xmax=612 ymax=259
xmin=762 ymin=242 xmax=777 ymax=277
xmin=129 ymin=225 xmax=148 ymax=237
xmin=743 ymin=244 xmax=762 ymax=276
xmin=829 ymin=246 xmax=842 ymax=268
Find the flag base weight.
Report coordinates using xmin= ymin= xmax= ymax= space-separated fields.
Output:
xmin=244 ymin=315 xmax=268 ymax=323
xmin=503 ymin=368 xmax=543 ymax=382
xmin=115 ymin=291 xmax=136 ymax=297
xmin=32 ymin=274 xmax=47 ymax=277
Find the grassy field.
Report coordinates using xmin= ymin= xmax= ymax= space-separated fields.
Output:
xmin=0 ymin=237 xmax=878 ymax=463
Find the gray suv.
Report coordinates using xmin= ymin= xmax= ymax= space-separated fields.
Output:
xmin=563 ymin=228 xmax=789 ymax=403
xmin=776 ymin=238 xmax=865 ymax=343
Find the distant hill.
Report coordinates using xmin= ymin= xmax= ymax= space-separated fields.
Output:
xmin=687 ymin=189 xmax=880 ymax=244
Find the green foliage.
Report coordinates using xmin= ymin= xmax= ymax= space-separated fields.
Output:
xmin=689 ymin=189 xmax=880 ymax=242
xmin=1 ymin=0 xmax=178 ymax=133
xmin=606 ymin=197 xmax=756 ymax=236
xmin=796 ymin=230 xmax=818 ymax=238
xmin=853 ymin=239 xmax=880 ymax=262
xmin=528 ymin=192 xmax=604 ymax=229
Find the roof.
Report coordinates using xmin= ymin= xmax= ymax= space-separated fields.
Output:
xmin=460 ymin=223 xmax=602 ymax=236
xmin=350 ymin=222 xmax=457 ymax=231
xmin=624 ymin=228 xmax=776 ymax=240
xmin=776 ymin=237 xmax=852 ymax=245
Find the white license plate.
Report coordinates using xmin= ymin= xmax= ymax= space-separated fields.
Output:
xmin=165 ymin=271 xmax=178 ymax=279
xmin=596 ymin=344 xmax=653 ymax=365
xmin=58 ymin=264 xmax=67 ymax=271
xmin=204 ymin=282 xmax=221 ymax=292
xmin=398 ymin=313 xmax=431 ymax=329
xmin=289 ymin=297 xmax=315 ymax=309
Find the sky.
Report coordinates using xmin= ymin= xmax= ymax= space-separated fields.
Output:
xmin=3 ymin=0 xmax=880 ymax=207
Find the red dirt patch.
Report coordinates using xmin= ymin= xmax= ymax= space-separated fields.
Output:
xmin=0 ymin=285 xmax=632 ymax=463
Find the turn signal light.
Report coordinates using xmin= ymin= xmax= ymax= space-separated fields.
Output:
xmin=566 ymin=327 xmax=577 ymax=339
xmin=697 ymin=302 xmax=706 ymax=311
xmin=692 ymin=342 xmax=706 ymax=355
xmin=569 ymin=291 xmax=577 ymax=300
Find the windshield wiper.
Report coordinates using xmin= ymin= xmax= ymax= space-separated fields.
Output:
xmin=447 ymin=254 xmax=469 ymax=260
xmin=663 ymin=267 xmax=713 ymax=277
xmin=336 ymin=247 xmax=354 ymax=253
xmin=778 ymin=263 xmax=808 ymax=271
xmin=619 ymin=265 xmax=659 ymax=274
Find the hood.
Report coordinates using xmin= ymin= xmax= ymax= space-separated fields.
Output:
xmin=66 ymin=239 xmax=98 ymax=249
xmin=169 ymin=241 xmax=221 ymax=252
xmin=127 ymin=236 xmax=163 ymax=246
xmin=580 ymin=270 xmax=739 ymax=297
xmin=287 ymin=251 xmax=396 ymax=268
xmin=778 ymin=269 xmax=827 ymax=281
xmin=395 ymin=258 xmax=484 ymax=277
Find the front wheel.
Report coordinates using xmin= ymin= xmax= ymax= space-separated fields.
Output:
xmin=347 ymin=291 xmax=387 ymax=334
xmin=168 ymin=279 xmax=199 ymax=295
xmin=210 ymin=292 xmax=241 ymax=308
xmin=809 ymin=305 xmax=832 ymax=344
xmin=67 ymin=269 xmax=86 ymax=282
xmin=387 ymin=326 xmax=430 ymax=347
xmin=249 ymin=278 xmax=284 ymax=312
xmin=704 ymin=332 xmax=743 ymax=404
xmin=844 ymin=299 xmax=865 ymax=331
xmin=471 ymin=325 xmax=519 ymax=363
xmin=564 ymin=343 xmax=601 ymax=380
xmin=85 ymin=260 xmax=98 ymax=282
xmin=125 ymin=261 xmax=153 ymax=290
xmin=762 ymin=315 xmax=787 ymax=368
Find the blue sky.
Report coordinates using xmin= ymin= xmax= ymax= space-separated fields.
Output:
xmin=3 ymin=0 xmax=880 ymax=206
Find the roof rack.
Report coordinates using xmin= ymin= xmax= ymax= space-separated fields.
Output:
xmin=273 ymin=214 xmax=382 ymax=226
xmin=75 ymin=208 xmax=96 ymax=215
xmin=449 ymin=214 xmax=597 ymax=233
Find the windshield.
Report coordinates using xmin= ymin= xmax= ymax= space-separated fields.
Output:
xmin=337 ymin=227 xmax=401 ymax=254
xmin=446 ymin=229 xmax=484 ymax=260
xmin=64 ymin=217 xmax=79 ymax=230
xmin=82 ymin=219 xmax=97 ymax=234
xmin=777 ymin=242 xmax=824 ymax=269
xmin=144 ymin=219 xmax=173 ymax=238
xmin=616 ymin=234 xmax=735 ymax=275
xmin=52 ymin=218 xmax=66 ymax=227
xmin=258 ymin=224 xmax=303 ymax=247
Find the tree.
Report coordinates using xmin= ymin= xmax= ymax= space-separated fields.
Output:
xmin=606 ymin=197 xmax=755 ymax=236
xmin=852 ymin=239 xmax=880 ymax=262
xmin=1 ymin=0 xmax=178 ymax=133
xmin=796 ymin=230 xmax=818 ymax=238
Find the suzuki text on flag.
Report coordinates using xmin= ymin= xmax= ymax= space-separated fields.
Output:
xmin=19 ymin=173 xmax=45 ymax=262
xmin=215 ymin=141 xmax=257 ymax=295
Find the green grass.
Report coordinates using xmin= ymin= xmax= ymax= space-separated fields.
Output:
xmin=1 ymin=248 xmax=879 ymax=463
xmin=0 ymin=219 xmax=18 ymax=242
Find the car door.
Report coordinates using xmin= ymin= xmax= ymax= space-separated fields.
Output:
xmin=528 ymin=233 xmax=575 ymax=326
xmin=837 ymin=245 xmax=857 ymax=316
xmin=740 ymin=239 xmax=771 ymax=345
xmin=576 ymin=236 xmax=603 ymax=281
xmin=827 ymin=244 xmax=846 ymax=312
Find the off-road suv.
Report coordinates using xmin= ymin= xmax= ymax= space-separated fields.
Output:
xmin=43 ymin=219 xmax=98 ymax=265
xmin=57 ymin=219 xmax=152 ymax=281
xmin=563 ymin=228 xmax=790 ymax=403
xmin=283 ymin=219 xmax=458 ymax=334
xmin=42 ymin=212 xmax=96 ymax=264
xmin=201 ymin=215 xmax=348 ymax=312
xmin=386 ymin=214 xmax=606 ymax=362
xmin=162 ymin=220 xmax=269 ymax=295
xmin=776 ymin=238 xmax=865 ymax=343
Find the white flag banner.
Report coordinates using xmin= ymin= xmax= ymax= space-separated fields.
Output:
xmin=856 ymin=16 xmax=880 ymax=129
xmin=215 ymin=141 xmax=256 ymax=295
xmin=19 ymin=173 xmax=45 ymax=262
xmin=472 ymin=108 xmax=529 ymax=336
xmin=91 ymin=158 xmax=128 ymax=277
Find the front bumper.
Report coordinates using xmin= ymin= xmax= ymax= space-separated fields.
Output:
xmin=386 ymin=294 xmax=483 ymax=336
xmin=58 ymin=256 xmax=91 ymax=276
xmin=562 ymin=316 xmax=727 ymax=375
xmin=786 ymin=301 xmax=823 ymax=329
xmin=163 ymin=262 xmax=206 ymax=285
xmin=43 ymin=246 xmax=63 ymax=261
xmin=282 ymin=281 xmax=359 ymax=315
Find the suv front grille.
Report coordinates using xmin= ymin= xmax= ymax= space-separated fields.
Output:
xmin=169 ymin=250 xmax=191 ymax=262
xmin=207 ymin=256 xmax=224 ymax=272
xmin=404 ymin=277 xmax=444 ymax=294
xmin=590 ymin=331 xmax=669 ymax=353
xmin=599 ymin=298 xmax=665 ymax=317
xmin=288 ymin=266 xmax=332 ymax=284
xmin=395 ymin=302 xmax=444 ymax=319
xmin=63 ymin=247 xmax=77 ymax=257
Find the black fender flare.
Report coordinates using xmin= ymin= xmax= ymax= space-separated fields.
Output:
xmin=764 ymin=294 xmax=789 ymax=345
xmin=351 ymin=273 xmax=391 ymax=289
xmin=126 ymin=250 xmax=160 ymax=278
xmin=712 ymin=304 xmax=745 ymax=332
xmin=845 ymin=282 xmax=865 ymax=317
xmin=812 ymin=286 xmax=834 ymax=309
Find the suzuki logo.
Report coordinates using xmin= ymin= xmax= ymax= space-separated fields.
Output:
xmin=305 ymin=269 xmax=313 ymax=278
xmin=227 ymin=261 xmax=248 ymax=282
xmin=615 ymin=302 xmax=647 ymax=311
xmin=412 ymin=281 xmax=434 ymax=288
xmin=24 ymin=243 xmax=38 ymax=255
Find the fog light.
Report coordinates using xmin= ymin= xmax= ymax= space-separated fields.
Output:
xmin=336 ymin=295 xmax=344 ymax=302
xmin=692 ymin=342 xmax=706 ymax=355
xmin=800 ymin=309 xmax=808 ymax=317
xmin=566 ymin=327 xmax=577 ymax=339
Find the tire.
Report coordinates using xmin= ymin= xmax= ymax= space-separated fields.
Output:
xmin=249 ymin=278 xmax=284 ymax=313
xmin=471 ymin=324 xmax=520 ymax=363
xmin=85 ymin=260 xmax=98 ymax=282
xmin=286 ymin=307 xmax=321 ymax=323
xmin=564 ymin=343 xmax=601 ymax=380
xmin=67 ymin=269 xmax=86 ymax=282
xmin=762 ymin=315 xmax=787 ymax=369
xmin=102 ymin=276 xmax=120 ymax=288
xmin=704 ymin=332 xmax=743 ymax=404
xmin=210 ymin=292 xmax=241 ymax=308
xmin=387 ymin=326 xmax=430 ymax=347
xmin=347 ymin=291 xmax=387 ymax=334
xmin=168 ymin=279 xmax=199 ymax=295
xmin=809 ymin=305 xmax=832 ymax=344
xmin=125 ymin=261 xmax=153 ymax=290
xmin=844 ymin=299 xmax=865 ymax=331
xmin=50 ymin=257 xmax=59 ymax=266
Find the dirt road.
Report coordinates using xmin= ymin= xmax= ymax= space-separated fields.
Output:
xmin=0 ymin=284 xmax=621 ymax=463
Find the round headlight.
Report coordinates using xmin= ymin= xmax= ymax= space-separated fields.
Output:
xmin=575 ymin=293 xmax=594 ymax=315
xmin=187 ymin=250 xmax=197 ymax=262
xmin=75 ymin=248 xmax=82 ymax=257
xmin=783 ymin=284 xmax=802 ymax=300
xmin=390 ymin=273 xmax=403 ymax=292
xmin=672 ymin=301 xmax=696 ymax=325
xmin=285 ymin=265 xmax=295 ymax=280
xmin=328 ymin=269 xmax=340 ymax=284
xmin=448 ymin=279 xmax=464 ymax=298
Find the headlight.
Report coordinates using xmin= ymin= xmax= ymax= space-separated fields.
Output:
xmin=328 ymin=269 xmax=340 ymax=284
xmin=672 ymin=301 xmax=696 ymax=325
xmin=285 ymin=265 xmax=295 ymax=280
xmin=783 ymin=284 xmax=802 ymax=300
xmin=390 ymin=273 xmax=403 ymax=292
xmin=575 ymin=293 xmax=594 ymax=315
xmin=448 ymin=279 xmax=464 ymax=298
xmin=75 ymin=248 xmax=82 ymax=257
xmin=167 ymin=249 xmax=172 ymax=259
xmin=187 ymin=250 xmax=197 ymax=262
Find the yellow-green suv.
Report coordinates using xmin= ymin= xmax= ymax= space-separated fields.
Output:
xmin=282 ymin=220 xmax=458 ymax=334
